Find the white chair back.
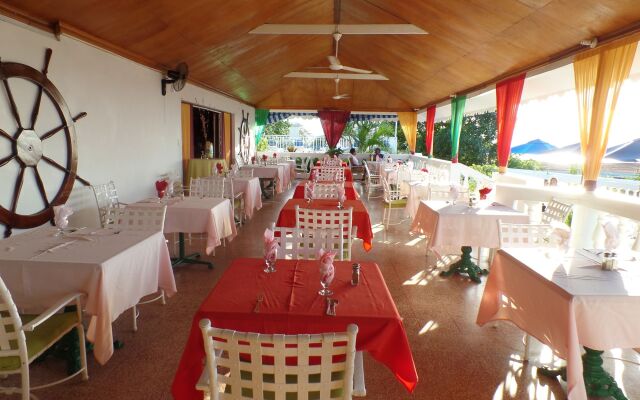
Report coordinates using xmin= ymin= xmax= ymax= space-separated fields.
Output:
xmin=271 ymin=224 xmax=345 ymax=260
xmin=294 ymin=206 xmax=355 ymax=260
xmin=498 ymin=220 xmax=552 ymax=248
xmin=115 ymin=206 xmax=167 ymax=232
xmin=312 ymin=183 xmax=342 ymax=200
xmin=92 ymin=181 xmax=121 ymax=227
xmin=428 ymin=185 xmax=468 ymax=202
xmin=313 ymin=167 xmax=344 ymax=182
xmin=382 ymin=177 xmax=405 ymax=202
xmin=323 ymin=157 xmax=342 ymax=167
xmin=541 ymin=199 xmax=572 ymax=225
xmin=197 ymin=320 xmax=358 ymax=400
xmin=190 ymin=177 xmax=225 ymax=198
xmin=0 ymin=275 xmax=28 ymax=373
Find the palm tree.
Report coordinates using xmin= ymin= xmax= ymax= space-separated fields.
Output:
xmin=342 ymin=121 xmax=395 ymax=153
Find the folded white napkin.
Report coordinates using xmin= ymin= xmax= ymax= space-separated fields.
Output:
xmin=603 ymin=221 xmax=619 ymax=251
xmin=53 ymin=205 xmax=73 ymax=229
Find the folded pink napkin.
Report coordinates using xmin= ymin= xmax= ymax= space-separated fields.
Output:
xmin=264 ymin=228 xmax=279 ymax=261
xmin=317 ymin=248 xmax=336 ymax=285
xmin=603 ymin=221 xmax=619 ymax=251
xmin=449 ymin=185 xmax=460 ymax=202
xmin=53 ymin=205 xmax=73 ymax=229
xmin=548 ymin=221 xmax=571 ymax=248
xmin=337 ymin=186 xmax=346 ymax=203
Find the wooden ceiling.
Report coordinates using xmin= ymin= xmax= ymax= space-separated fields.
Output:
xmin=3 ymin=0 xmax=640 ymax=111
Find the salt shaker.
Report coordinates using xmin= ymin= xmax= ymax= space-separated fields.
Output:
xmin=351 ymin=263 xmax=360 ymax=286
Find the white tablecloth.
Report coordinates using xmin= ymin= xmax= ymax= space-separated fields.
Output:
xmin=229 ymin=177 xmax=262 ymax=219
xmin=477 ymin=248 xmax=640 ymax=400
xmin=410 ymin=200 xmax=528 ymax=253
xmin=135 ymin=197 xmax=236 ymax=255
xmin=241 ymin=165 xmax=287 ymax=193
xmin=405 ymin=181 xmax=430 ymax=219
xmin=0 ymin=226 xmax=175 ymax=364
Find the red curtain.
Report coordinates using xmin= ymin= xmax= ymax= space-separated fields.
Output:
xmin=425 ymin=105 xmax=436 ymax=157
xmin=318 ymin=110 xmax=351 ymax=148
xmin=496 ymin=73 xmax=526 ymax=173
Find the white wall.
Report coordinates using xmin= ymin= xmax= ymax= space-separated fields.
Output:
xmin=0 ymin=18 xmax=254 ymax=231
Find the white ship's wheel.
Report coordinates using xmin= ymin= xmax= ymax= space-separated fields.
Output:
xmin=0 ymin=49 xmax=89 ymax=238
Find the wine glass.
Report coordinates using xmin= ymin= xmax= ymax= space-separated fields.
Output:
xmin=318 ymin=280 xmax=333 ymax=296
xmin=263 ymin=256 xmax=276 ymax=273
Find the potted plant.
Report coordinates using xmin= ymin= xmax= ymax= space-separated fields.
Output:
xmin=326 ymin=147 xmax=343 ymax=157
xmin=287 ymin=145 xmax=297 ymax=152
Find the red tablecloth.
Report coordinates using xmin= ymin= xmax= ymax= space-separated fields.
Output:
xmin=276 ymin=198 xmax=373 ymax=251
xmin=293 ymin=181 xmax=360 ymax=200
xmin=171 ymin=258 xmax=418 ymax=399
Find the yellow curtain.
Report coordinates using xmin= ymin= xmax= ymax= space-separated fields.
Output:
xmin=397 ymin=111 xmax=418 ymax=153
xmin=574 ymin=37 xmax=637 ymax=190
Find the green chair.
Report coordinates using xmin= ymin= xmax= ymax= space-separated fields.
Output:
xmin=0 ymin=276 xmax=88 ymax=399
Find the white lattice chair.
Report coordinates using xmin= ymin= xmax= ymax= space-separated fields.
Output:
xmin=313 ymin=167 xmax=344 ymax=182
xmin=382 ymin=177 xmax=408 ymax=228
xmin=197 ymin=321 xmax=358 ymax=400
xmin=190 ymin=177 xmax=225 ymax=198
xmin=271 ymin=224 xmax=345 ymax=261
xmin=322 ymin=157 xmax=342 ymax=167
xmin=541 ymin=199 xmax=572 ymax=225
xmin=92 ymin=181 xmax=126 ymax=227
xmin=0 ymin=276 xmax=88 ymax=399
xmin=295 ymin=157 xmax=311 ymax=179
xmin=294 ymin=206 xmax=356 ymax=261
xmin=114 ymin=205 xmax=168 ymax=331
xmin=497 ymin=219 xmax=554 ymax=362
xmin=224 ymin=177 xmax=244 ymax=226
xmin=312 ymin=183 xmax=343 ymax=200
xmin=363 ymin=161 xmax=383 ymax=200
xmin=428 ymin=185 xmax=469 ymax=202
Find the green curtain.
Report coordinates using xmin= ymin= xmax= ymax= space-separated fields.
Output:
xmin=254 ymin=109 xmax=269 ymax=144
xmin=450 ymin=95 xmax=466 ymax=163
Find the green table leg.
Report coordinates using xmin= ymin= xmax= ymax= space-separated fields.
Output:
xmin=171 ymin=232 xmax=213 ymax=269
xmin=440 ymin=246 xmax=488 ymax=283
xmin=538 ymin=347 xmax=627 ymax=400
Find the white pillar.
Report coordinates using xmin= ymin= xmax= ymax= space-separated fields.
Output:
xmin=570 ymin=194 xmax=602 ymax=249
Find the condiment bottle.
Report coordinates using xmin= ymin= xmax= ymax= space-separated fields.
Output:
xmin=351 ymin=263 xmax=360 ymax=286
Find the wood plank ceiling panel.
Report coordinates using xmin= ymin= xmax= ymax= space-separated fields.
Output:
xmin=2 ymin=0 xmax=640 ymax=111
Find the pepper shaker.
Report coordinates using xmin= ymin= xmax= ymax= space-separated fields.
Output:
xmin=351 ymin=263 xmax=360 ymax=286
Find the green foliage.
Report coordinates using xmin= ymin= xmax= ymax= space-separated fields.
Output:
xmin=431 ymin=111 xmax=497 ymax=165
xmin=568 ymin=165 xmax=581 ymax=175
xmin=508 ymin=155 xmax=542 ymax=170
xmin=326 ymin=147 xmax=344 ymax=157
xmin=471 ymin=164 xmax=497 ymax=177
xmin=256 ymin=136 xmax=268 ymax=151
xmin=263 ymin=120 xmax=291 ymax=136
xmin=342 ymin=121 xmax=395 ymax=153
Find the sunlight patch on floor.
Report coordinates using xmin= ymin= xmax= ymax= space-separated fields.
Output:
xmin=404 ymin=237 xmax=424 ymax=247
xmin=493 ymin=353 xmax=556 ymax=400
xmin=371 ymin=223 xmax=385 ymax=234
xmin=418 ymin=320 xmax=439 ymax=335
xmin=402 ymin=268 xmax=439 ymax=286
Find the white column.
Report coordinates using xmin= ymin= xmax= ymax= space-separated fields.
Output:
xmin=570 ymin=194 xmax=602 ymax=249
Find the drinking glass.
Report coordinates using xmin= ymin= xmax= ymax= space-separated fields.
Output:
xmin=264 ymin=257 xmax=276 ymax=273
xmin=318 ymin=279 xmax=333 ymax=296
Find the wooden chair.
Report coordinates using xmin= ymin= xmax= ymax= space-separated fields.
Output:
xmin=363 ymin=161 xmax=383 ymax=199
xmin=0 ymin=276 xmax=88 ymax=399
xmin=197 ymin=320 xmax=358 ymax=400
xmin=382 ymin=177 xmax=407 ymax=228
xmin=497 ymin=219 xmax=554 ymax=362
xmin=271 ymin=224 xmax=345 ymax=261
xmin=294 ymin=206 xmax=356 ymax=261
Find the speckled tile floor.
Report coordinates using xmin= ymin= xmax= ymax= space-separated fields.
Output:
xmin=7 ymin=181 xmax=640 ymax=399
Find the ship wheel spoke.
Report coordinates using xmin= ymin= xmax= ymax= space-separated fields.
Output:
xmin=10 ymin=166 xmax=25 ymax=214
xmin=0 ymin=155 xmax=15 ymax=167
xmin=29 ymin=49 xmax=52 ymax=130
xmin=40 ymin=112 xmax=87 ymax=141
xmin=0 ymin=130 xmax=15 ymax=142
xmin=2 ymin=79 xmax=23 ymax=130
xmin=33 ymin=166 xmax=50 ymax=208
xmin=41 ymin=155 xmax=91 ymax=186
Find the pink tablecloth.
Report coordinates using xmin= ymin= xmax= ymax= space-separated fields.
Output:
xmin=136 ymin=197 xmax=237 ymax=255
xmin=228 ymin=176 xmax=262 ymax=219
xmin=477 ymin=248 xmax=640 ymax=400
xmin=241 ymin=165 xmax=287 ymax=193
xmin=0 ymin=226 xmax=176 ymax=364
xmin=410 ymin=200 xmax=528 ymax=253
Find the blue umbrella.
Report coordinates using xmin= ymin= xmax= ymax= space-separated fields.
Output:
xmin=511 ymin=139 xmax=557 ymax=154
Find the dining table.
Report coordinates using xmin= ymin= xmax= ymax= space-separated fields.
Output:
xmin=171 ymin=258 xmax=418 ymax=400
xmin=276 ymin=198 xmax=374 ymax=251
xmin=410 ymin=200 xmax=529 ymax=282
xmin=477 ymin=247 xmax=640 ymax=400
xmin=0 ymin=226 xmax=176 ymax=364
xmin=134 ymin=197 xmax=236 ymax=268
xmin=241 ymin=164 xmax=289 ymax=194
xmin=226 ymin=176 xmax=262 ymax=219
xmin=292 ymin=180 xmax=360 ymax=200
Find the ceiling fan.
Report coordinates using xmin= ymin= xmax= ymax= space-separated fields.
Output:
xmin=332 ymin=78 xmax=350 ymax=100
xmin=309 ymin=32 xmax=371 ymax=74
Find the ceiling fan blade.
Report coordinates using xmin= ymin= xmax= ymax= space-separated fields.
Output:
xmin=339 ymin=65 xmax=372 ymax=74
xmin=284 ymin=72 xmax=388 ymax=80
xmin=249 ymin=24 xmax=428 ymax=35
xmin=328 ymin=55 xmax=339 ymax=66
